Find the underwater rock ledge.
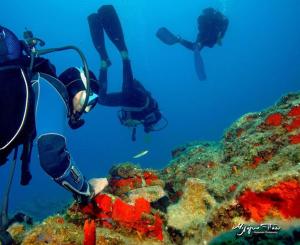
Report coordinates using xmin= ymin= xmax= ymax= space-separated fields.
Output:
xmin=10 ymin=92 xmax=300 ymax=244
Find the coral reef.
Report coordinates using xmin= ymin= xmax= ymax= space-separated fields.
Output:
xmin=167 ymin=178 xmax=215 ymax=232
xmin=8 ymin=92 xmax=300 ymax=244
xmin=21 ymin=216 xmax=83 ymax=244
xmin=160 ymin=92 xmax=300 ymax=244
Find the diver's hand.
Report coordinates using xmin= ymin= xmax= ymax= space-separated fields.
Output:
xmin=88 ymin=178 xmax=108 ymax=197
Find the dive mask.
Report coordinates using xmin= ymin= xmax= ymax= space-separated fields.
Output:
xmin=80 ymin=92 xmax=98 ymax=113
xmin=78 ymin=67 xmax=98 ymax=112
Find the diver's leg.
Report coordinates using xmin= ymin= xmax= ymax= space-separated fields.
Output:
xmin=96 ymin=51 xmax=133 ymax=107
xmin=97 ymin=6 xmax=142 ymax=94
xmin=88 ymin=13 xmax=111 ymax=67
xmin=97 ymin=67 xmax=124 ymax=106
xmin=37 ymin=133 xmax=92 ymax=204
xmin=96 ymin=5 xmax=138 ymax=106
xmin=178 ymin=38 xmax=196 ymax=50
xmin=97 ymin=5 xmax=128 ymax=54
xmin=122 ymin=58 xmax=134 ymax=93
xmin=178 ymin=33 xmax=204 ymax=50
xmin=20 ymin=142 xmax=33 ymax=185
xmin=121 ymin=58 xmax=148 ymax=107
xmin=98 ymin=66 xmax=108 ymax=97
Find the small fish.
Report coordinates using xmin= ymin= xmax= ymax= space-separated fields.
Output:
xmin=133 ymin=150 xmax=149 ymax=159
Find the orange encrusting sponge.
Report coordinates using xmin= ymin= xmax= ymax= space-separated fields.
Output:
xmin=238 ymin=180 xmax=300 ymax=222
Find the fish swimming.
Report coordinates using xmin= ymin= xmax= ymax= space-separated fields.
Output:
xmin=133 ymin=150 xmax=149 ymax=159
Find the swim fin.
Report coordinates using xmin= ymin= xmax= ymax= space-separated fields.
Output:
xmin=97 ymin=5 xmax=127 ymax=52
xmin=193 ymin=46 xmax=207 ymax=81
xmin=156 ymin=27 xmax=179 ymax=45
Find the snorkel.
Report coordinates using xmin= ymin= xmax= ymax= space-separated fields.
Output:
xmin=23 ymin=29 xmax=91 ymax=129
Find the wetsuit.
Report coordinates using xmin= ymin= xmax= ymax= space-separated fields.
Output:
xmin=0 ymin=26 xmax=91 ymax=244
xmin=88 ymin=5 xmax=161 ymax=132
xmin=179 ymin=8 xmax=229 ymax=50
xmin=0 ymin=26 xmax=92 ymax=203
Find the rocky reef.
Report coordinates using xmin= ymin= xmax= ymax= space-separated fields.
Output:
xmin=8 ymin=92 xmax=300 ymax=244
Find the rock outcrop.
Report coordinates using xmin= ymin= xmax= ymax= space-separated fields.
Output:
xmin=10 ymin=92 xmax=300 ymax=244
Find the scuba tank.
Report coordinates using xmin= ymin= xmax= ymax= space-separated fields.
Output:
xmin=0 ymin=26 xmax=22 ymax=63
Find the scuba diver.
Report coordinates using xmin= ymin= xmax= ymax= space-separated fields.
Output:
xmin=88 ymin=5 xmax=167 ymax=141
xmin=156 ymin=7 xmax=229 ymax=81
xmin=0 ymin=25 xmax=107 ymax=244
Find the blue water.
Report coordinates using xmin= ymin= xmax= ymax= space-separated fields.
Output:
xmin=1 ymin=0 xmax=300 ymax=220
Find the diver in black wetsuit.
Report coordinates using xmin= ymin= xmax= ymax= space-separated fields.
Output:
xmin=178 ymin=8 xmax=229 ymax=51
xmin=156 ymin=8 xmax=229 ymax=80
xmin=0 ymin=25 xmax=59 ymax=186
xmin=88 ymin=5 xmax=165 ymax=140
xmin=0 ymin=25 xmax=105 ymax=190
xmin=0 ymin=25 xmax=107 ymax=244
